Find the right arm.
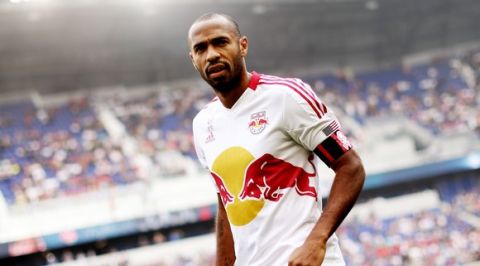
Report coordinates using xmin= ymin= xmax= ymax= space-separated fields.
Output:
xmin=216 ymin=194 xmax=235 ymax=266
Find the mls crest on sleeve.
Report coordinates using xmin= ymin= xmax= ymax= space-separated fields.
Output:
xmin=248 ymin=111 xmax=268 ymax=134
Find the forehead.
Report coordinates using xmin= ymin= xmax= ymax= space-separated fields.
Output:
xmin=189 ymin=17 xmax=237 ymax=46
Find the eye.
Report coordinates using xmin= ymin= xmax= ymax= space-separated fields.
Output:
xmin=194 ymin=43 xmax=206 ymax=53
xmin=213 ymin=38 xmax=229 ymax=46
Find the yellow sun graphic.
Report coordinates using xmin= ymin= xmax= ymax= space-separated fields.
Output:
xmin=212 ymin=147 xmax=265 ymax=226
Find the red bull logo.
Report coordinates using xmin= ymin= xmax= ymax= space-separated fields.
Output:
xmin=211 ymin=172 xmax=235 ymax=205
xmin=211 ymin=147 xmax=317 ymax=226
xmin=239 ymin=153 xmax=317 ymax=201
xmin=248 ymin=111 xmax=268 ymax=134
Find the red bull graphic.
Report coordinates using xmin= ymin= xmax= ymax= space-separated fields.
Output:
xmin=248 ymin=111 xmax=268 ymax=134
xmin=239 ymin=153 xmax=317 ymax=201
xmin=211 ymin=172 xmax=234 ymax=205
xmin=211 ymin=147 xmax=317 ymax=226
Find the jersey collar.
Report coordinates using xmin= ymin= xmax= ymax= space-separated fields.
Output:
xmin=248 ymin=71 xmax=260 ymax=90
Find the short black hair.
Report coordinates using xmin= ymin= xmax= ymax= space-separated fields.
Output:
xmin=192 ymin=13 xmax=241 ymax=37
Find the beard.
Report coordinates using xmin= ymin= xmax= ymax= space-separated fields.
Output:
xmin=204 ymin=55 xmax=244 ymax=94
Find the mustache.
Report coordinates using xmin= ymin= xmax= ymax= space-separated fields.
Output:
xmin=205 ymin=62 xmax=229 ymax=75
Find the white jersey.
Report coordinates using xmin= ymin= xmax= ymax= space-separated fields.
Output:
xmin=192 ymin=72 xmax=351 ymax=266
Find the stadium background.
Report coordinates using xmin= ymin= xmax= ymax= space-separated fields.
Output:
xmin=0 ymin=0 xmax=479 ymax=265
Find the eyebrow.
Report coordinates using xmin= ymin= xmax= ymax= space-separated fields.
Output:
xmin=192 ymin=35 xmax=232 ymax=51
xmin=212 ymin=36 xmax=230 ymax=43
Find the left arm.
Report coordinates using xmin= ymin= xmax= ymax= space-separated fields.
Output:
xmin=288 ymin=149 xmax=365 ymax=266
xmin=280 ymin=80 xmax=365 ymax=265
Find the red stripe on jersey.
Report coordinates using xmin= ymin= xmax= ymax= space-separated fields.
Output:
xmin=315 ymin=144 xmax=334 ymax=163
xmin=292 ymin=78 xmax=316 ymax=99
xmin=248 ymin=71 xmax=260 ymax=90
xmin=259 ymin=80 xmax=323 ymax=118
xmin=320 ymin=103 xmax=327 ymax=114
xmin=260 ymin=75 xmax=325 ymax=116
xmin=259 ymin=79 xmax=323 ymax=118
xmin=291 ymin=78 xmax=326 ymax=115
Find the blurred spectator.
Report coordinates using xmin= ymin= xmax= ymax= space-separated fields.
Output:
xmin=0 ymin=98 xmax=141 ymax=205
xmin=2 ymin=51 xmax=480 ymax=206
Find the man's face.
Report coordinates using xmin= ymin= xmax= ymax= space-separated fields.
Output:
xmin=188 ymin=17 xmax=248 ymax=92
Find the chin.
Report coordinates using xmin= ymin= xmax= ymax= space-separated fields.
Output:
xmin=206 ymin=71 xmax=241 ymax=93
xmin=210 ymin=80 xmax=234 ymax=93
xmin=208 ymin=75 xmax=228 ymax=86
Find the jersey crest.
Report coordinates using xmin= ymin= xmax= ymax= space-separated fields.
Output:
xmin=248 ymin=111 xmax=268 ymax=134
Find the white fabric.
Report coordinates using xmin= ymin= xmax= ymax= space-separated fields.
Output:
xmin=192 ymin=73 xmax=346 ymax=265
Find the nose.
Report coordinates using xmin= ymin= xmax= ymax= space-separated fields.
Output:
xmin=206 ymin=46 xmax=220 ymax=63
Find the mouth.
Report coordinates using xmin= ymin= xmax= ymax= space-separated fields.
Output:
xmin=207 ymin=63 xmax=228 ymax=78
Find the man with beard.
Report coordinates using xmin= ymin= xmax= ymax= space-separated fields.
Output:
xmin=188 ymin=13 xmax=365 ymax=266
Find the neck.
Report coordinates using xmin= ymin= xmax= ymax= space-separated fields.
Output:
xmin=216 ymin=71 xmax=252 ymax=109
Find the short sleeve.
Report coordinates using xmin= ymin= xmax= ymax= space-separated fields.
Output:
xmin=194 ymin=141 xmax=208 ymax=170
xmin=282 ymin=80 xmax=352 ymax=167
xmin=192 ymin=117 xmax=209 ymax=170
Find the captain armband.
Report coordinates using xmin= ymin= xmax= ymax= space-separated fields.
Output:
xmin=314 ymin=129 xmax=353 ymax=168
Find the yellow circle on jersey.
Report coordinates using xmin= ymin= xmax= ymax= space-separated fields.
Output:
xmin=212 ymin=147 xmax=265 ymax=226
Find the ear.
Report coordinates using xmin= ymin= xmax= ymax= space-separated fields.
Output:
xmin=189 ymin=52 xmax=199 ymax=71
xmin=239 ymin=36 xmax=248 ymax=57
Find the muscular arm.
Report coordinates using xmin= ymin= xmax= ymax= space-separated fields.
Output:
xmin=216 ymin=194 xmax=236 ymax=266
xmin=307 ymin=149 xmax=365 ymax=243
xmin=289 ymin=149 xmax=365 ymax=265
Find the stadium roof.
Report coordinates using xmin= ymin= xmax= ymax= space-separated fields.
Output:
xmin=0 ymin=0 xmax=479 ymax=93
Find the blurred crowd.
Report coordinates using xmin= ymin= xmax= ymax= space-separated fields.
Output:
xmin=336 ymin=175 xmax=480 ymax=266
xmin=0 ymin=98 xmax=140 ymax=205
xmin=339 ymin=206 xmax=479 ymax=265
xmin=311 ymin=52 xmax=480 ymax=138
xmin=161 ymin=180 xmax=480 ymax=266
xmin=35 ymin=179 xmax=480 ymax=266
xmin=453 ymin=189 xmax=480 ymax=217
xmin=105 ymin=88 xmax=212 ymax=176
xmin=1 ymin=51 xmax=480 ymax=205
xmin=40 ymin=228 xmax=215 ymax=266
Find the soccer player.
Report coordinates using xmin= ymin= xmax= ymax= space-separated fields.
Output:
xmin=188 ymin=13 xmax=365 ymax=266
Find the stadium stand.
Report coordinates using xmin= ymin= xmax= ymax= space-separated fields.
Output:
xmin=1 ymin=48 xmax=479 ymax=265
xmin=1 ymin=0 xmax=480 ymax=264
xmin=339 ymin=201 xmax=479 ymax=265
xmin=2 ymin=50 xmax=479 ymax=205
xmin=25 ymin=178 xmax=479 ymax=266
xmin=0 ymin=98 xmax=141 ymax=205
xmin=307 ymin=53 xmax=479 ymax=138
xmin=104 ymin=86 xmax=212 ymax=176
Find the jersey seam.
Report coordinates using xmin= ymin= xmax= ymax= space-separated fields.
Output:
xmin=283 ymin=91 xmax=310 ymax=148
